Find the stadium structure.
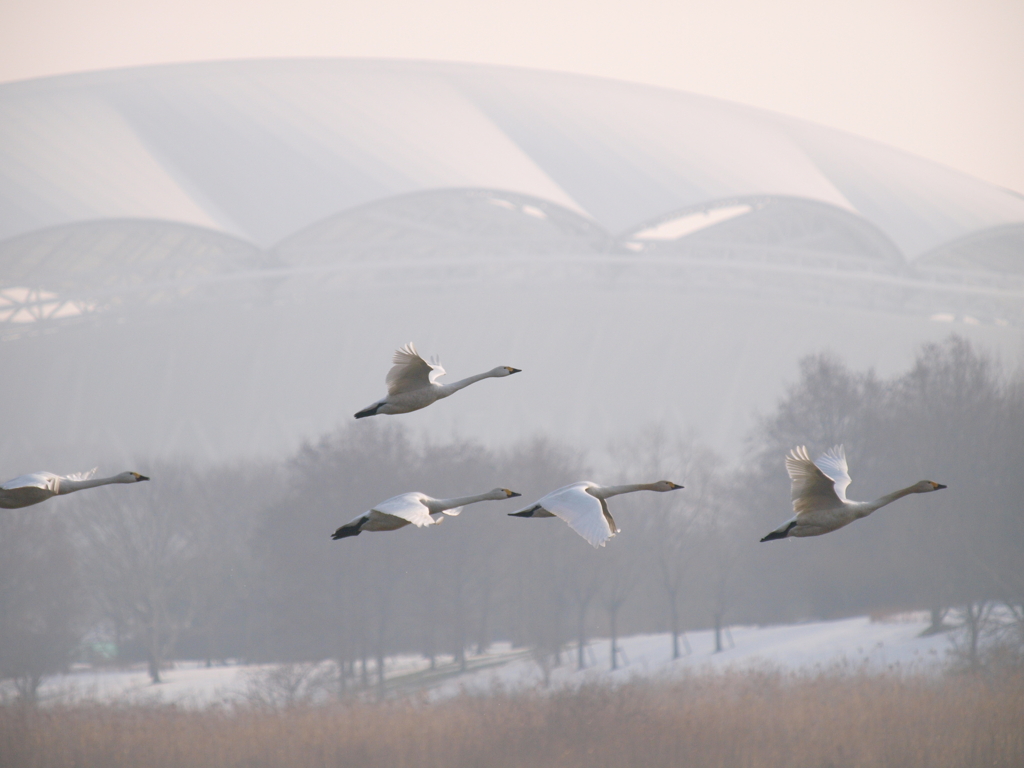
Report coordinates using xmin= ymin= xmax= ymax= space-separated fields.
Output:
xmin=1 ymin=59 xmax=1022 ymax=468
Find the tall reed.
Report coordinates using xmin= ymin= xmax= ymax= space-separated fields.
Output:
xmin=2 ymin=670 xmax=1021 ymax=768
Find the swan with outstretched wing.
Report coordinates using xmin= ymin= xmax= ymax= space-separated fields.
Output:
xmin=760 ymin=445 xmax=945 ymax=541
xmin=1 ymin=468 xmax=149 ymax=509
xmin=354 ymin=343 xmax=520 ymax=418
xmin=332 ymin=487 xmax=521 ymax=539
xmin=509 ymin=480 xmax=683 ymax=548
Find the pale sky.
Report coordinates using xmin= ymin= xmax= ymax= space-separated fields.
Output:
xmin=2 ymin=0 xmax=1023 ymax=194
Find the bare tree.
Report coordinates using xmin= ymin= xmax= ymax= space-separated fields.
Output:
xmin=244 ymin=661 xmax=338 ymax=708
xmin=565 ymin=548 xmax=604 ymax=671
xmin=74 ymin=464 xmax=202 ymax=683
xmin=600 ymin=547 xmax=637 ymax=671
xmin=496 ymin=436 xmax=588 ymax=670
xmin=949 ymin=602 xmax=996 ymax=672
xmin=609 ymin=426 xmax=722 ymax=659
xmin=185 ymin=461 xmax=283 ymax=665
xmin=691 ymin=498 xmax=742 ymax=654
xmin=0 ymin=513 xmax=82 ymax=702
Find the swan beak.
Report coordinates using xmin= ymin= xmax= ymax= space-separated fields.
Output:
xmin=669 ymin=482 xmax=684 ymax=490
xmin=934 ymin=483 xmax=946 ymax=490
xmin=506 ymin=490 xmax=522 ymax=498
xmin=136 ymin=474 xmax=150 ymax=482
xmin=506 ymin=367 xmax=521 ymax=374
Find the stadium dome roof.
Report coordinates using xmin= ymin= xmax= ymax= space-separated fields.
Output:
xmin=1 ymin=60 xmax=1021 ymax=468
xmin=2 ymin=58 xmax=1023 ymax=262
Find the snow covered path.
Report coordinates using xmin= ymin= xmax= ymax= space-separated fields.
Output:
xmin=20 ymin=612 xmax=953 ymax=708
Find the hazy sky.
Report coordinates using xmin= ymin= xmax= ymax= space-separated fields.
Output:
xmin=1 ymin=0 xmax=1023 ymax=194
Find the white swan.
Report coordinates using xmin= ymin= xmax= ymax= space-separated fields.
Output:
xmin=509 ymin=481 xmax=683 ymax=548
xmin=760 ymin=445 xmax=946 ymax=541
xmin=0 ymin=468 xmax=150 ymax=509
xmin=332 ymin=487 xmax=521 ymax=539
xmin=354 ymin=343 xmax=520 ymax=418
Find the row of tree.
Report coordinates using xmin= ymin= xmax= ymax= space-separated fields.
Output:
xmin=1 ymin=336 xmax=1022 ymax=699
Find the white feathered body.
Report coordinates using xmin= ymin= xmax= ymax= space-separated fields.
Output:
xmin=332 ymin=487 xmax=519 ymax=539
xmin=510 ymin=480 xmax=682 ymax=548
xmin=761 ymin=445 xmax=945 ymax=541
xmin=0 ymin=468 xmax=147 ymax=510
xmin=510 ymin=482 xmax=616 ymax=547
xmin=0 ymin=472 xmax=65 ymax=508
xmin=357 ymin=492 xmax=455 ymax=532
xmin=364 ymin=387 xmax=447 ymax=416
xmin=774 ymin=502 xmax=875 ymax=539
xmin=355 ymin=343 xmax=519 ymax=418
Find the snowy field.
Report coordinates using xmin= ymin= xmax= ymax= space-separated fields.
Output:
xmin=19 ymin=612 xmax=954 ymax=708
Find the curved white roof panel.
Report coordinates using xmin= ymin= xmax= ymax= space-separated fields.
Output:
xmin=2 ymin=59 xmax=1023 ymax=257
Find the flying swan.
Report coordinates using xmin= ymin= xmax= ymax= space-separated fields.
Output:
xmin=0 ymin=468 xmax=150 ymax=509
xmin=509 ymin=481 xmax=683 ymax=548
xmin=354 ymin=343 xmax=520 ymax=418
xmin=332 ymin=487 xmax=521 ymax=539
xmin=760 ymin=445 xmax=946 ymax=542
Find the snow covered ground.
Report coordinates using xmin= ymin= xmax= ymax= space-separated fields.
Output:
xmin=432 ymin=612 xmax=952 ymax=699
xmin=19 ymin=612 xmax=955 ymax=708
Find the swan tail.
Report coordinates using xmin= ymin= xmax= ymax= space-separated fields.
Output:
xmin=760 ymin=520 xmax=797 ymax=543
xmin=509 ymin=505 xmax=541 ymax=518
xmin=354 ymin=402 xmax=384 ymax=419
xmin=332 ymin=516 xmax=368 ymax=540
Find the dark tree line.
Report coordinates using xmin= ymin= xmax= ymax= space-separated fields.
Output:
xmin=2 ymin=336 xmax=1022 ymax=699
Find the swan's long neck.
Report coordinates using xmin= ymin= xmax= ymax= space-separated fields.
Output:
xmin=590 ymin=483 xmax=662 ymax=500
xmin=427 ymin=492 xmax=500 ymax=513
xmin=437 ymin=371 xmax=497 ymax=397
xmin=859 ymin=485 xmax=919 ymax=516
xmin=57 ymin=475 xmax=129 ymax=495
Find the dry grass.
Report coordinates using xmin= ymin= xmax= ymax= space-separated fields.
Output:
xmin=2 ymin=670 xmax=1022 ymax=768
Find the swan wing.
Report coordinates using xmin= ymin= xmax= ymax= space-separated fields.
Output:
xmin=786 ymin=446 xmax=843 ymax=515
xmin=814 ymin=445 xmax=851 ymax=503
xmin=538 ymin=483 xmax=615 ymax=548
xmin=385 ymin=343 xmax=445 ymax=396
xmin=1 ymin=472 xmax=57 ymax=491
xmin=373 ymin=493 xmax=436 ymax=528
xmin=64 ymin=467 xmax=98 ymax=482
